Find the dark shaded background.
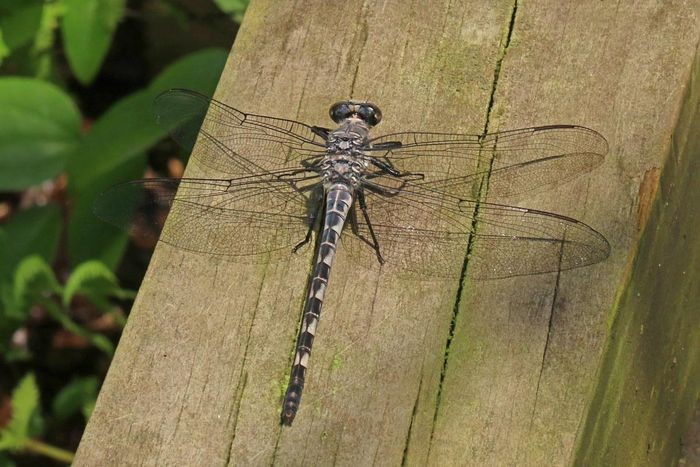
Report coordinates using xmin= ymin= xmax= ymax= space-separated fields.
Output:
xmin=0 ymin=1 xmax=241 ymax=465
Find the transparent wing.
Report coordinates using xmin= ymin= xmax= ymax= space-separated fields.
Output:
xmin=344 ymin=183 xmax=609 ymax=279
xmin=343 ymin=126 xmax=609 ymax=279
xmin=154 ymin=89 xmax=328 ymax=176
xmin=369 ymin=125 xmax=608 ymax=201
xmin=97 ymin=92 xmax=609 ymax=277
xmin=94 ymin=173 xmax=322 ymax=259
xmin=94 ymin=90 xmax=331 ymax=260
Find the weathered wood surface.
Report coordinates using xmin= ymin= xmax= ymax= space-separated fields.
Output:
xmin=575 ymin=44 xmax=700 ymax=466
xmin=74 ymin=1 xmax=700 ymax=465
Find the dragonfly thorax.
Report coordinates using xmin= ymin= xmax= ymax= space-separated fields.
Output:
xmin=319 ymin=152 xmax=367 ymax=189
xmin=322 ymin=121 xmax=372 ymax=189
xmin=326 ymin=120 xmax=371 ymax=152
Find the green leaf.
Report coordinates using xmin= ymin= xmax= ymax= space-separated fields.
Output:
xmin=67 ymin=48 xmax=227 ymax=192
xmin=61 ymin=0 xmax=126 ymax=84
xmin=12 ymin=256 xmax=60 ymax=315
xmin=63 ymin=260 xmax=134 ymax=309
xmin=32 ymin=1 xmax=64 ymax=80
xmin=82 ymin=398 xmax=96 ymax=419
xmin=0 ymin=431 xmax=20 ymax=451
xmin=0 ymin=373 xmax=40 ymax=450
xmin=0 ymin=78 xmax=81 ymax=190
xmin=0 ymin=205 xmax=61 ymax=280
xmin=213 ymin=0 xmax=249 ymax=22
xmin=0 ymin=0 xmax=43 ymax=52
xmin=148 ymin=47 xmax=227 ymax=97
xmin=0 ymin=29 xmax=10 ymax=64
xmin=67 ymin=48 xmax=227 ymax=267
xmin=52 ymin=377 xmax=98 ymax=421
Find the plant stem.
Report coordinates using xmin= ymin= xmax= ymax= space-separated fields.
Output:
xmin=24 ymin=438 xmax=75 ymax=464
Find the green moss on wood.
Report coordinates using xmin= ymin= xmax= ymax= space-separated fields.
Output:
xmin=574 ymin=46 xmax=700 ymax=467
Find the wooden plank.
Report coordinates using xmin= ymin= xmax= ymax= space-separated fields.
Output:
xmin=75 ymin=1 xmax=512 ymax=465
xmin=575 ymin=43 xmax=700 ymax=466
xmin=426 ymin=2 xmax=700 ymax=466
xmin=73 ymin=1 xmax=700 ymax=466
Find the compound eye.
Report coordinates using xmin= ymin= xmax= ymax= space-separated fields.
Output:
xmin=329 ymin=102 xmax=353 ymax=124
xmin=357 ymin=104 xmax=382 ymax=126
xmin=357 ymin=105 xmax=381 ymax=126
xmin=357 ymin=106 xmax=372 ymax=122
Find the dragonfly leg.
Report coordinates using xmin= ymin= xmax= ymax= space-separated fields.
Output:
xmin=356 ymin=190 xmax=385 ymax=264
xmin=292 ymin=193 xmax=324 ymax=253
xmin=310 ymin=125 xmax=331 ymax=140
xmin=277 ymin=168 xmax=322 ymax=190
xmin=369 ymin=156 xmax=401 ymax=176
xmin=292 ymin=228 xmax=314 ymax=253
xmin=300 ymin=156 xmax=324 ymax=169
xmin=348 ymin=207 xmax=374 ymax=249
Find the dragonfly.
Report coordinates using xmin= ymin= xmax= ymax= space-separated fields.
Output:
xmin=94 ymin=89 xmax=610 ymax=426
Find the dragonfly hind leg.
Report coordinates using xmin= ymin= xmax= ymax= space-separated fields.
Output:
xmin=351 ymin=191 xmax=385 ymax=265
xmin=292 ymin=192 xmax=324 ymax=253
xmin=292 ymin=228 xmax=314 ymax=254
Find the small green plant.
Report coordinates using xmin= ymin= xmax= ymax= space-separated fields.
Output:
xmin=0 ymin=374 xmax=75 ymax=465
xmin=213 ymin=0 xmax=250 ymax=23
xmin=0 ymin=0 xmax=250 ymax=463
xmin=2 ymin=255 xmax=135 ymax=357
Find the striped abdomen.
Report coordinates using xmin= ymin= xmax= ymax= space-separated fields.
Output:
xmin=281 ymin=183 xmax=354 ymax=425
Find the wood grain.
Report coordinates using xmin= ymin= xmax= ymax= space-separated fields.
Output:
xmin=74 ymin=1 xmax=700 ymax=465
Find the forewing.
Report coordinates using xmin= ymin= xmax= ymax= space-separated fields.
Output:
xmin=369 ymin=125 xmax=608 ymax=202
xmin=94 ymin=174 xmax=321 ymax=259
xmin=345 ymin=124 xmax=609 ymax=278
xmin=155 ymin=89 xmax=328 ymax=176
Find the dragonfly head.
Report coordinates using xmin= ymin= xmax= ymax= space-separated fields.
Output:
xmin=329 ymin=100 xmax=382 ymax=127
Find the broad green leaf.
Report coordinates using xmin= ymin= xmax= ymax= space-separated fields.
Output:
xmin=0 ymin=206 xmax=59 ymax=280
xmin=68 ymin=48 xmax=227 ymax=192
xmin=213 ymin=0 xmax=249 ymax=22
xmin=0 ymin=78 xmax=81 ymax=190
xmin=61 ymin=0 xmax=126 ymax=84
xmin=63 ymin=260 xmax=134 ymax=308
xmin=68 ymin=184 xmax=136 ymax=270
xmin=67 ymin=48 xmax=227 ymax=267
xmin=148 ymin=48 xmax=227 ymax=97
xmin=1 ymin=373 xmax=39 ymax=448
xmin=12 ymin=256 xmax=60 ymax=314
xmin=0 ymin=205 xmax=61 ymax=280
xmin=52 ymin=377 xmax=98 ymax=421
xmin=0 ymin=0 xmax=43 ymax=52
